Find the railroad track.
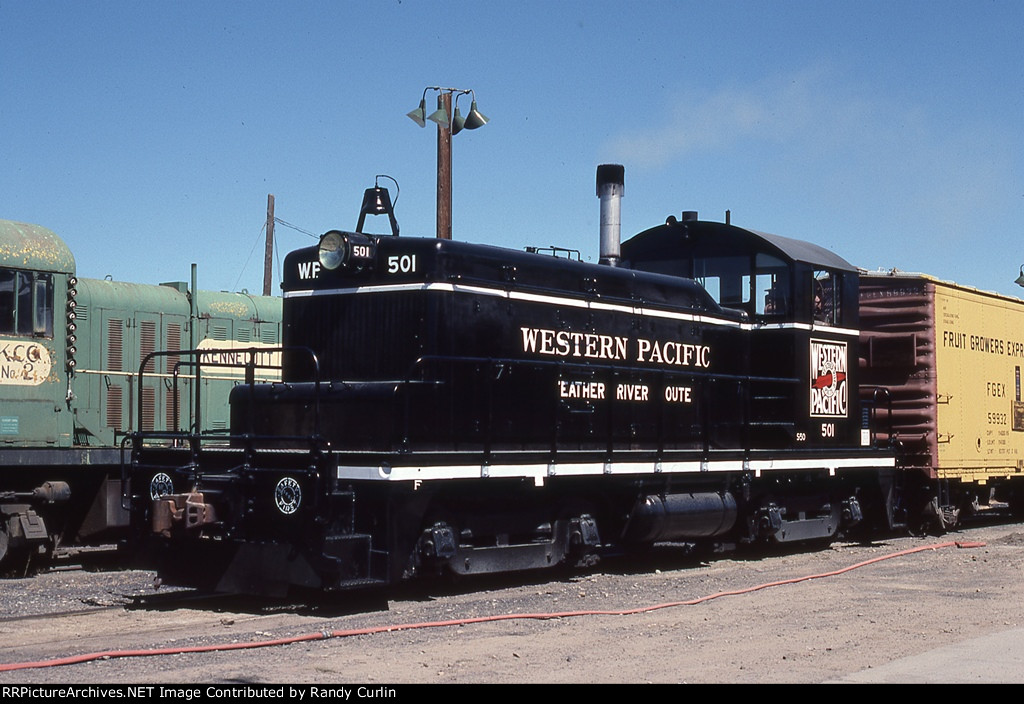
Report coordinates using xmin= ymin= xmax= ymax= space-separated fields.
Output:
xmin=2 ymin=521 xmax=1023 ymax=684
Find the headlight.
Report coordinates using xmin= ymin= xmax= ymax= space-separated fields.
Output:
xmin=318 ymin=231 xmax=376 ymax=271
xmin=318 ymin=231 xmax=347 ymax=270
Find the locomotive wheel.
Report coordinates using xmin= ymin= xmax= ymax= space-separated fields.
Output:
xmin=0 ymin=518 xmax=53 ymax=578
xmin=0 ymin=521 xmax=27 ymax=578
xmin=0 ymin=539 xmax=32 ymax=578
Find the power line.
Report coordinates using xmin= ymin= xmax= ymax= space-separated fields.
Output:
xmin=273 ymin=217 xmax=318 ymax=239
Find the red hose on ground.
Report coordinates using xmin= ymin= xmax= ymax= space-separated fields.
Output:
xmin=0 ymin=539 xmax=985 ymax=672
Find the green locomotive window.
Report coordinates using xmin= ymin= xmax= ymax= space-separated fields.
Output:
xmin=0 ymin=268 xmax=53 ymax=337
xmin=33 ymin=274 xmax=53 ymax=336
xmin=0 ymin=270 xmax=13 ymax=332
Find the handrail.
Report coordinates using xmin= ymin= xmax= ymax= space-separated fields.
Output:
xmin=132 ymin=345 xmax=321 ymax=450
xmin=391 ymin=354 xmax=802 ymax=459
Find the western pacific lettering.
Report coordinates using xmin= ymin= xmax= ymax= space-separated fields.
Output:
xmin=520 ymin=326 xmax=710 ymax=369
xmin=520 ymin=327 xmax=628 ymax=361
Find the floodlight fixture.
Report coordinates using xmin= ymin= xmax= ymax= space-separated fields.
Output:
xmin=408 ymin=86 xmax=489 ymax=240
xmin=406 ymin=89 xmax=428 ymax=127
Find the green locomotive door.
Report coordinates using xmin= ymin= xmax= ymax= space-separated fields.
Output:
xmin=100 ymin=313 xmax=186 ymax=437
xmin=0 ymin=269 xmax=66 ymax=447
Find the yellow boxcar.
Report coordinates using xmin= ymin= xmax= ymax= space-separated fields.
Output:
xmin=860 ymin=272 xmax=1024 ymax=528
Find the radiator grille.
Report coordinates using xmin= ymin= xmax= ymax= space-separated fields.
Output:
xmin=140 ymin=320 xmax=157 ymax=373
xmin=166 ymin=323 xmax=182 ymax=378
xmin=107 ymin=318 xmax=123 ymax=372
xmin=106 ymin=383 xmax=123 ymax=429
xmin=285 ymin=293 xmax=428 ymax=380
xmin=141 ymin=386 xmax=156 ymax=431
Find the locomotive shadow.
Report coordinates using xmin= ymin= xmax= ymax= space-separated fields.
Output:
xmin=126 ymin=587 xmax=392 ymax=617
xmin=120 ymin=547 xmax=719 ymax=614
xmin=385 ymin=544 xmax=731 ymax=601
xmin=725 ymin=537 xmax=894 ymax=562
xmin=120 ymin=536 xmax=918 ymax=615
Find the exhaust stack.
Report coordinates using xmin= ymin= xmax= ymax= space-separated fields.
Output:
xmin=596 ymin=164 xmax=624 ymax=266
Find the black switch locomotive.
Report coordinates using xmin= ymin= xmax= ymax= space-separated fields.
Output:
xmin=128 ymin=166 xmax=896 ymax=596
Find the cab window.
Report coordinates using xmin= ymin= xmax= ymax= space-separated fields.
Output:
xmin=755 ymin=254 xmax=790 ymax=317
xmin=693 ymin=256 xmax=750 ymax=310
xmin=812 ymin=270 xmax=841 ymax=326
xmin=692 ymin=253 xmax=791 ymax=319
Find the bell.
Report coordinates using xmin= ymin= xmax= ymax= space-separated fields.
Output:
xmin=360 ymin=186 xmax=392 ymax=216
xmin=356 ymin=186 xmax=399 ymax=236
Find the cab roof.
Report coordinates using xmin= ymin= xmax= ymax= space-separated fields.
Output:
xmin=0 ymin=219 xmax=76 ymax=274
xmin=622 ymin=219 xmax=857 ymax=273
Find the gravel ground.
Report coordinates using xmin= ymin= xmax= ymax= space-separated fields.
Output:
xmin=1 ymin=522 xmax=1023 ymax=684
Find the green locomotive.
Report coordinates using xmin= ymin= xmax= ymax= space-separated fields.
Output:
xmin=0 ymin=219 xmax=281 ymax=574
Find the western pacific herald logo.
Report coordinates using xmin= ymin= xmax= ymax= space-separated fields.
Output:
xmin=810 ymin=339 xmax=848 ymax=418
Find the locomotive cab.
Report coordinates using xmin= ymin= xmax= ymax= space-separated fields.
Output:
xmin=623 ymin=216 xmax=866 ymax=451
xmin=621 ymin=215 xmax=858 ymax=329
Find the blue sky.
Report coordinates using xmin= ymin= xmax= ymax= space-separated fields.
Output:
xmin=2 ymin=1 xmax=1022 ymax=297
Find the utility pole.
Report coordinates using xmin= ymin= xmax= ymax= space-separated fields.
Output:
xmin=436 ymin=92 xmax=453 ymax=240
xmin=263 ymin=194 xmax=275 ymax=296
xmin=407 ymin=87 xmax=488 ymax=241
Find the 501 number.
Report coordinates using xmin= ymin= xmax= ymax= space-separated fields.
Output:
xmin=387 ymin=254 xmax=417 ymax=274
